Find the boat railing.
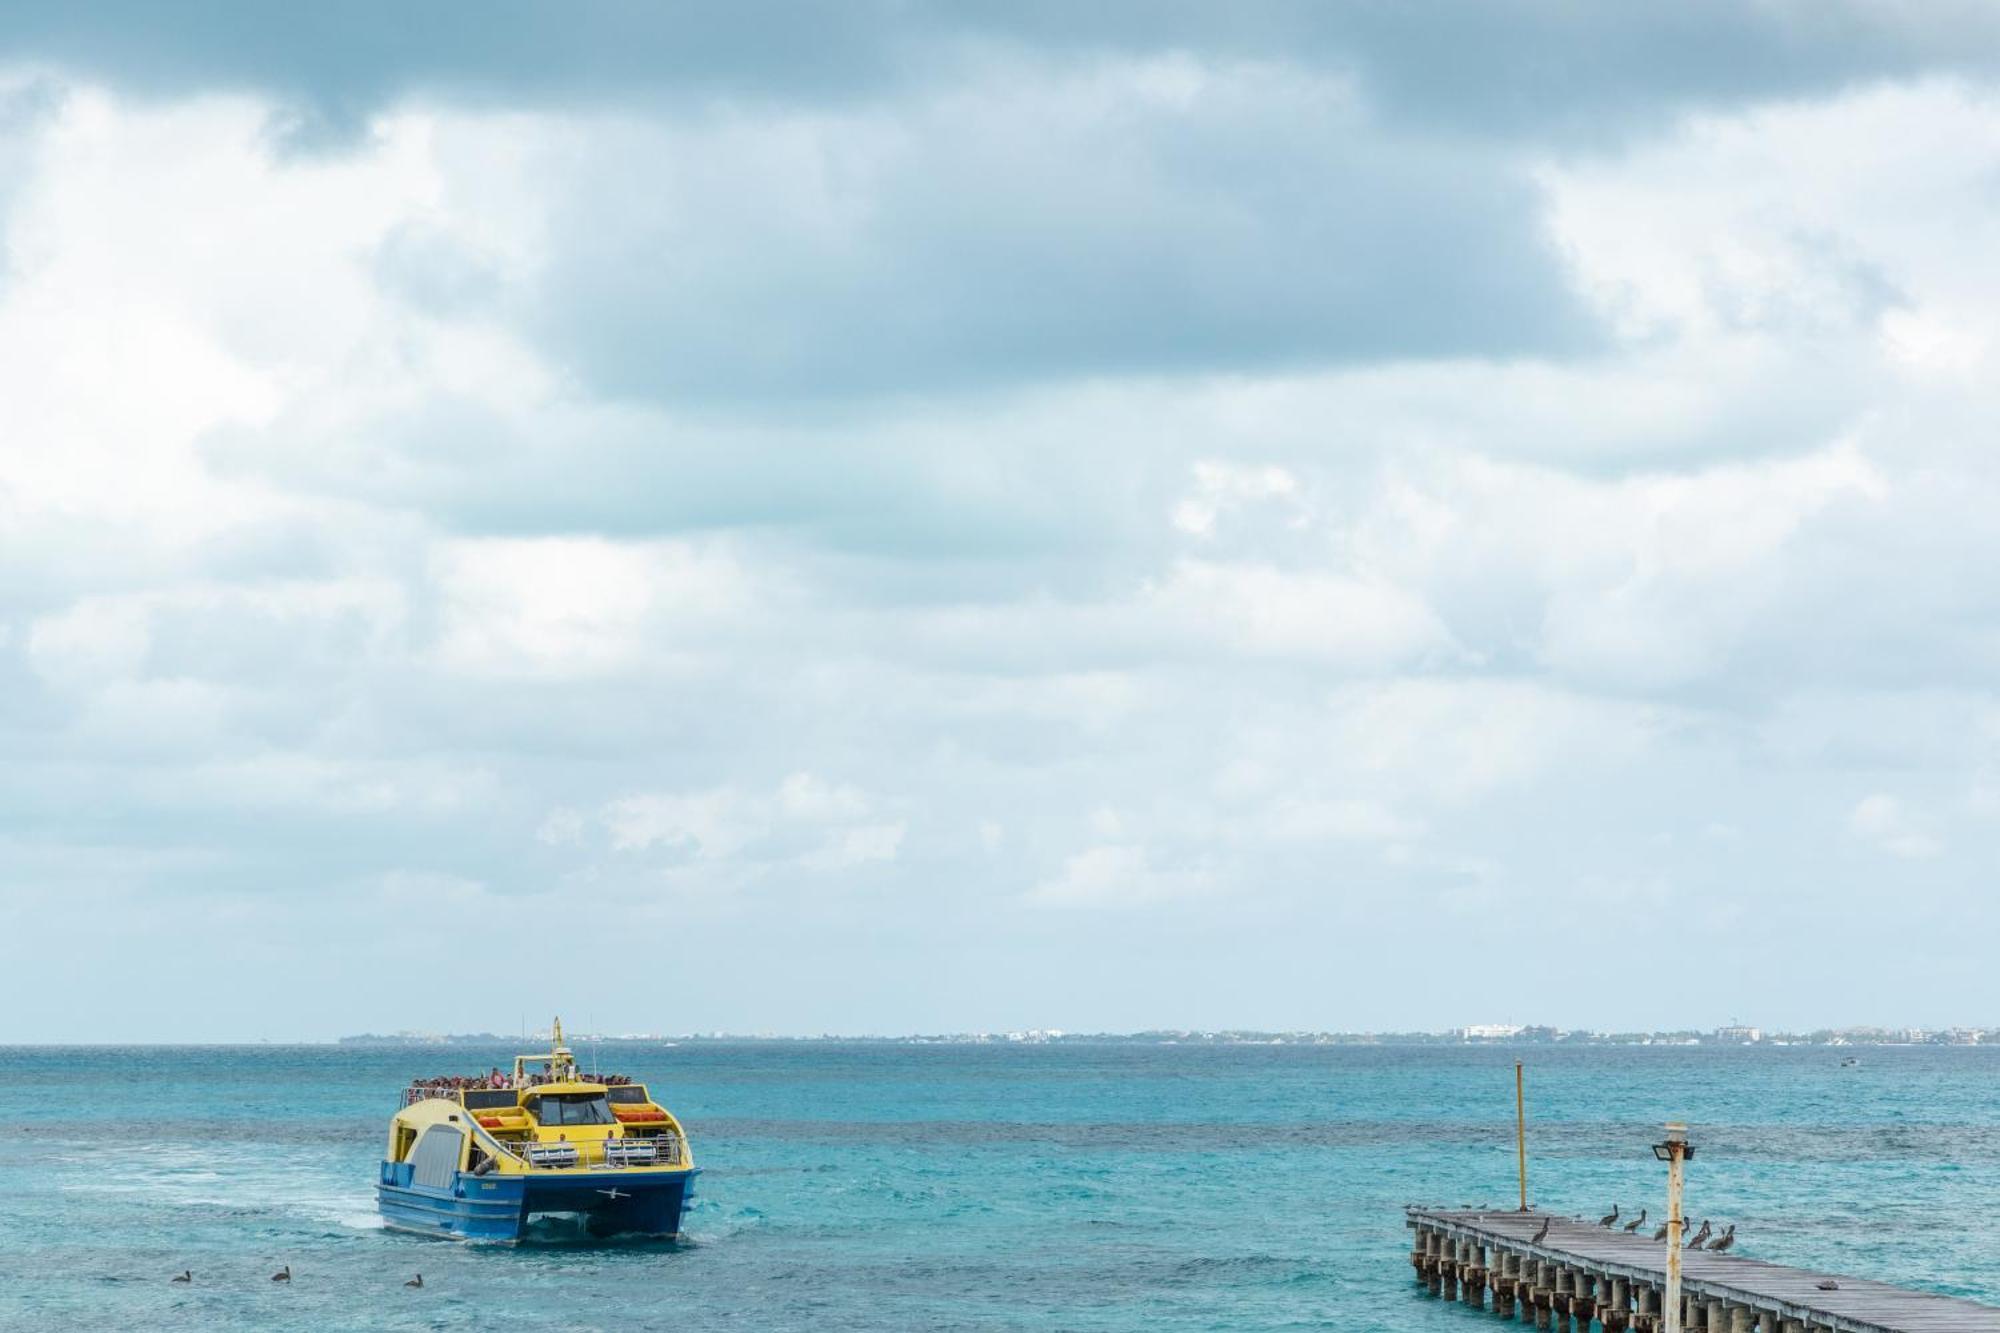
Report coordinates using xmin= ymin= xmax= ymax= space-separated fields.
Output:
xmin=403 ymin=1086 xmax=509 ymax=1107
xmin=401 ymin=1078 xmax=635 ymax=1108
xmin=460 ymin=1115 xmax=687 ymax=1171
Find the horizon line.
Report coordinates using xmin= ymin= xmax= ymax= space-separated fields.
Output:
xmin=6 ymin=1022 xmax=1998 ymax=1048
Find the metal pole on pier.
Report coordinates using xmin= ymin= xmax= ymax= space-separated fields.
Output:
xmin=1652 ymin=1122 xmax=1693 ymax=1333
xmin=1515 ymin=1062 xmax=1528 ymax=1211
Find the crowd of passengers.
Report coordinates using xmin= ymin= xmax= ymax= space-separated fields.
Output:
xmin=407 ymin=1069 xmax=638 ymax=1093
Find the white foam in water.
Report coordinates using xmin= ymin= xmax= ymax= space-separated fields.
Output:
xmin=297 ymin=1194 xmax=385 ymax=1230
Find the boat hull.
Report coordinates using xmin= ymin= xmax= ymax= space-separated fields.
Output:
xmin=377 ymin=1162 xmax=699 ymax=1243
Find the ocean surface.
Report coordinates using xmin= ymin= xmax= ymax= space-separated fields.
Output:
xmin=4 ymin=1042 xmax=1999 ymax=1331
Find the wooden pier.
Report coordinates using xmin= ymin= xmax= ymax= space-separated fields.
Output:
xmin=1408 ymin=1207 xmax=2000 ymax=1333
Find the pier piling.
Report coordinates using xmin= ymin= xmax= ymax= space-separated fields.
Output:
xmin=1406 ymin=1207 xmax=2000 ymax=1333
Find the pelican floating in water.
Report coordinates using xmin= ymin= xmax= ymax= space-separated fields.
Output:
xmin=1598 ymin=1204 xmax=1620 ymax=1228
xmin=405 ymin=1274 xmax=423 ymax=1288
xmin=271 ymin=1266 xmax=291 ymax=1283
xmin=170 ymin=1271 xmax=191 ymax=1284
xmin=1623 ymin=1209 xmax=1648 ymax=1233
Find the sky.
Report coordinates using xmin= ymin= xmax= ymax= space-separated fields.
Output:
xmin=5 ymin=4 xmax=2000 ymax=1041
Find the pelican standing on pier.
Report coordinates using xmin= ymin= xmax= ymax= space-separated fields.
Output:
xmin=1598 ymin=1204 xmax=1620 ymax=1228
xmin=1707 ymin=1225 xmax=1737 ymax=1253
xmin=1531 ymin=1216 xmax=1551 ymax=1245
xmin=1685 ymin=1220 xmax=1712 ymax=1249
xmin=1623 ymin=1209 xmax=1648 ymax=1233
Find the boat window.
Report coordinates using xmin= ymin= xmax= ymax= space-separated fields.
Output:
xmin=463 ymin=1089 xmax=517 ymax=1111
xmin=528 ymin=1093 xmax=615 ymax=1126
xmin=606 ymin=1086 xmax=650 ymax=1105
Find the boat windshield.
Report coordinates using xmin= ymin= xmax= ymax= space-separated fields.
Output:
xmin=530 ymin=1093 xmax=615 ymax=1126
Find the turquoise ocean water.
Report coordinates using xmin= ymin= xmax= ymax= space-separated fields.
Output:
xmin=4 ymin=1042 xmax=1998 ymax=1330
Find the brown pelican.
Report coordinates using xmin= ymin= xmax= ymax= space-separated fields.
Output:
xmin=1598 ymin=1204 xmax=1620 ymax=1228
xmin=1622 ymin=1209 xmax=1647 ymax=1233
xmin=1685 ymin=1220 xmax=1712 ymax=1249
xmin=1652 ymin=1217 xmax=1674 ymax=1241
xmin=271 ymin=1266 xmax=291 ymax=1283
xmin=1531 ymin=1216 xmax=1552 ymax=1245
xmin=170 ymin=1271 xmax=191 ymax=1284
xmin=1707 ymin=1226 xmax=1736 ymax=1253
xmin=404 ymin=1274 xmax=424 ymax=1288
xmin=1816 ymin=1280 xmax=1839 ymax=1291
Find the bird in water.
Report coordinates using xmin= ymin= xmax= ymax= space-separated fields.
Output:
xmin=1685 ymin=1220 xmax=1712 ymax=1249
xmin=1816 ymin=1280 xmax=1840 ymax=1291
xmin=170 ymin=1271 xmax=191 ymax=1284
xmin=1707 ymin=1225 xmax=1737 ymax=1253
xmin=404 ymin=1274 xmax=424 ymax=1288
xmin=1598 ymin=1204 xmax=1620 ymax=1228
xmin=271 ymin=1265 xmax=291 ymax=1283
xmin=1622 ymin=1209 xmax=1648 ymax=1233
xmin=1531 ymin=1216 xmax=1552 ymax=1245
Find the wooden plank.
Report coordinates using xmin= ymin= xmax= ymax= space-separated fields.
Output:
xmin=1407 ymin=1207 xmax=2000 ymax=1333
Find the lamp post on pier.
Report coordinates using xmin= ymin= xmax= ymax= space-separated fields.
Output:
xmin=1652 ymin=1123 xmax=1694 ymax=1333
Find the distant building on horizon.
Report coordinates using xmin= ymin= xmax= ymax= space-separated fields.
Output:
xmin=1715 ymin=1025 xmax=1762 ymax=1043
xmin=1459 ymin=1024 xmax=1526 ymax=1041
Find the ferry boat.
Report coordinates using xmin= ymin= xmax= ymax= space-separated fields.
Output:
xmin=377 ymin=1019 xmax=698 ymax=1242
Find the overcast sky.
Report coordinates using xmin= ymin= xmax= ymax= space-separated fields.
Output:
xmin=5 ymin=4 xmax=2000 ymax=1040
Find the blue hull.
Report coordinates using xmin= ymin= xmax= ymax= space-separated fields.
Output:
xmin=377 ymin=1162 xmax=699 ymax=1243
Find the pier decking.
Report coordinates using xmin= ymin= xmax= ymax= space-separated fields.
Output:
xmin=1408 ymin=1207 xmax=2000 ymax=1333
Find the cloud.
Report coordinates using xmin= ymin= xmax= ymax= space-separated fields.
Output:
xmin=9 ymin=41 xmax=2000 ymax=1035
xmin=591 ymin=774 xmax=904 ymax=887
xmin=1171 ymin=460 xmax=1304 ymax=539
xmin=1146 ymin=558 xmax=1455 ymax=668
xmin=9 ymin=2 xmax=2000 ymax=142
xmin=1029 ymin=843 xmax=1212 ymax=908
xmin=426 ymin=537 xmax=754 ymax=680
xmin=432 ymin=56 xmax=1597 ymax=401
xmin=1848 ymin=793 xmax=1942 ymax=859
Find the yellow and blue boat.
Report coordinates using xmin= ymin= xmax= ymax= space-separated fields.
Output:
xmin=377 ymin=1019 xmax=698 ymax=1242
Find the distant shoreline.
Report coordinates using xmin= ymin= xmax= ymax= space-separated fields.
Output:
xmin=327 ymin=1024 xmax=1992 ymax=1048
xmin=6 ymin=1025 xmax=1990 ymax=1048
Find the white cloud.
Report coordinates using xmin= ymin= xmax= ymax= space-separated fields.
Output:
xmin=1322 ymin=678 xmax=1664 ymax=804
xmin=1848 ymin=793 xmax=1942 ymax=860
xmin=1146 ymin=558 xmax=1454 ymax=667
xmin=776 ymin=772 xmax=871 ymax=822
xmin=1257 ymin=798 xmax=1416 ymax=843
xmin=594 ymin=774 xmax=902 ymax=883
xmin=8 ymin=64 xmax=2000 ymax=1035
xmin=1029 ymin=844 xmax=1212 ymax=909
xmin=802 ymin=821 xmax=906 ymax=870
xmin=1171 ymin=460 xmax=1304 ymax=537
xmin=427 ymin=536 xmax=752 ymax=679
